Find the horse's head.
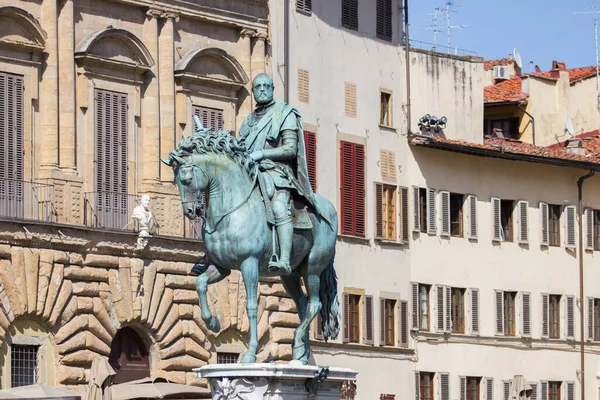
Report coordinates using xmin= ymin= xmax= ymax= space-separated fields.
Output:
xmin=163 ymin=151 xmax=207 ymax=220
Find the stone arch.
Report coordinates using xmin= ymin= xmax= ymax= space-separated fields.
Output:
xmin=174 ymin=47 xmax=248 ymax=89
xmin=0 ymin=7 xmax=46 ymax=52
xmin=109 ymin=326 xmax=150 ymax=384
xmin=75 ymin=28 xmax=154 ymax=73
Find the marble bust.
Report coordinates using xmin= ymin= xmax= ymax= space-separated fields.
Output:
xmin=132 ymin=195 xmax=155 ymax=249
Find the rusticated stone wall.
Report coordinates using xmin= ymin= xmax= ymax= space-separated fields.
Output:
xmin=0 ymin=221 xmax=298 ymax=390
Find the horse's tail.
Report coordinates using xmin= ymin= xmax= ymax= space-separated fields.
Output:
xmin=318 ymin=249 xmax=340 ymax=341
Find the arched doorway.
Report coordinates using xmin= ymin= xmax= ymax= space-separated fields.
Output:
xmin=108 ymin=327 xmax=150 ymax=384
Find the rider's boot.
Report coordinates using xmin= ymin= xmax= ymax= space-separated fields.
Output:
xmin=268 ymin=220 xmax=293 ymax=275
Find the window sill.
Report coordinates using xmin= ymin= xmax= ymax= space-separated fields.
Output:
xmin=379 ymin=124 xmax=397 ymax=132
xmin=337 ymin=234 xmax=371 ymax=245
xmin=375 ymin=238 xmax=406 ymax=247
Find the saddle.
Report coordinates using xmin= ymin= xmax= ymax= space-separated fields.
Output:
xmin=256 ymin=169 xmax=313 ymax=230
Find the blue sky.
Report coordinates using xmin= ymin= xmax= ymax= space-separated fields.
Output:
xmin=409 ymin=0 xmax=599 ymax=71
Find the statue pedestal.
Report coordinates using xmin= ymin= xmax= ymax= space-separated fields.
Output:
xmin=195 ymin=363 xmax=357 ymax=400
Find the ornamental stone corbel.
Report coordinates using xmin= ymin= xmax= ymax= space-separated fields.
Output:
xmin=146 ymin=8 xmax=163 ymax=19
xmin=161 ymin=11 xmax=180 ymax=22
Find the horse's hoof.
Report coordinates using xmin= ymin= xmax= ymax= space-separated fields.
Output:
xmin=240 ymin=352 xmax=256 ymax=363
xmin=206 ymin=316 xmax=220 ymax=332
xmin=292 ymin=345 xmax=309 ymax=363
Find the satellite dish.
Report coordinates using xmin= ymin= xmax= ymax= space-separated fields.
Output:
xmin=513 ymin=48 xmax=523 ymax=69
xmin=565 ymin=115 xmax=574 ymax=136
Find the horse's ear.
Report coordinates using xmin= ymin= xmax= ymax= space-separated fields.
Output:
xmin=160 ymin=158 xmax=172 ymax=166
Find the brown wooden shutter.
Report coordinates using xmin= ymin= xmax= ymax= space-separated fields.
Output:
xmin=341 ymin=0 xmax=358 ymax=30
xmin=495 ymin=290 xmax=504 ymax=335
xmin=492 ymin=197 xmax=502 ymax=241
xmin=414 ymin=372 xmax=420 ymax=400
xmin=411 ymin=282 xmax=419 ymax=331
xmin=427 ymin=188 xmax=436 ymax=235
xmin=375 ymin=183 xmax=384 ymax=239
xmin=522 ymin=292 xmax=531 ymax=338
xmin=517 ymin=200 xmax=529 ymax=244
xmin=379 ymin=297 xmax=386 ymax=345
xmin=315 ymin=311 xmax=324 ymax=340
xmin=365 ymin=295 xmax=374 ymax=344
xmin=440 ymin=373 xmax=450 ymax=400
xmin=412 ymin=186 xmax=421 ymax=233
xmin=468 ymin=194 xmax=478 ymax=239
xmin=376 ymin=0 xmax=393 ymax=41
xmin=440 ymin=191 xmax=451 ymax=237
xmin=303 ymin=130 xmax=317 ymax=191
xmin=566 ymin=295 xmax=575 ymax=340
xmin=541 ymin=293 xmax=549 ymax=338
xmin=585 ymin=208 xmax=594 ymax=250
xmin=459 ymin=376 xmax=467 ymax=400
xmin=486 ymin=378 xmax=494 ymax=400
xmin=436 ymin=285 xmax=445 ymax=333
xmin=540 ymin=202 xmax=549 ymax=246
xmin=587 ymin=297 xmax=594 ymax=341
xmin=471 ymin=288 xmax=480 ymax=335
xmin=193 ymin=105 xmax=223 ymax=130
xmin=401 ymin=187 xmax=409 ymax=242
xmin=565 ymin=205 xmax=576 ymax=248
xmin=343 ymin=292 xmax=350 ymax=343
xmin=400 ymin=300 xmax=408 ymax=347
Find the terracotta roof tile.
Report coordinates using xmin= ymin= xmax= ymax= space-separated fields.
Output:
xmin=532 ymin=66 xmax=597 ymax=84
xmin=484 ymin=76 xmax=528 ymax=103
xmin=484 ymin=57 xmax=514 ymax=71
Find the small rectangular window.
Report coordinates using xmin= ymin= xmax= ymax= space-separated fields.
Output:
xmin=384 ymin=299 xmax=396 ymax=345
xmin=549 ymin=205 xmax=561 ymax=247
xmin=349 ymin=294 xmax=361 ymax=343
xmin=450 ymin=193 xmax=465 ymax=237
xmin=500 ymin=200 xmax=514 ymax=242
xmin=548 ymin=382 xmax=561 ymax=400
xmin=193 ymin=105 xmax=223 ymax=130
xmin=419 ymin=188 xmax=427 ymax=233
xmin=375 ymin=183 xmax=397 ymax=240
xmin=419 ymin=284 xmax=431 ymax=331
xmin=380 ymin=91 xmax=391 ymax=126
xmin=549 ymin=295 xmax=561 ymax=339
xmin=341 ymin=0 xmax=359 ymax=31
xmin=11 ymin=344 xmax=39 ymax=388
xmin=503 ymin=291 xmax=517 ymax=336
xmin=484 ymin=118 xmax=520 ymax=139
xmin=451 ymin=287 xmax=465 ymax=333
xmin=216 ymin=352 xmax=239 ymax=364
xmin=419 ymin=372 xmax=435 ymax=400
xmin=467 ymin=377 xmax=481 ymax=400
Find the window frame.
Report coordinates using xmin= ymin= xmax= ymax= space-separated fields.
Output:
xmin=375 ymin=183 xmax=397 ymax=240
xmin=383 ymin=298 xmax=396 ymax=345
xmin=500 ymin=199 xmax=515 ymax=242
xmin=466 ymin=377 xmax=481 ymax=400
xmin=451 ymin=287 xmax=465 ymax=334
xmin=419 ymin=284 xmax=431 ymax=332
xmin=549 ymin=295 xmax=561 ymax=339
xmin=348 ymin=294 xmax=361 ymax=343
xmin=379 ymin=90 xmax=392 ymax=127
xmin=419 ymin=188 xmax=427 ymax=233
xmin=548 ymin=204 xmax=562 ymax=247
xmin=503 ymin=291 xmax=517 ymax=336
xmin=484 ymin=117 xmax=520 ymax=139
xmin=419 ymin=372 xmax=435 ymax=400
xmin=450 ymin=192 xmax=465 ymax=238
xmin=548 ymin=381 xmax=561 ymax=400
xmin=594 ymin=210 xmax=600 ymax=250
xmin=595 ymin=298 xmax=600 ymax=341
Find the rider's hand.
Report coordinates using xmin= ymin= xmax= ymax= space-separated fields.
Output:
xmin=249 ymin=150 xmax=263 ymax=161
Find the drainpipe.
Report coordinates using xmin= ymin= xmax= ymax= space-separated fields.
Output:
xmin=578 ymin=169 xmax=595 ymax=400
xmin=404 ymin=0 xmax=411 ymax=134
xmin=284 ymin=0 xmax=290 ymax=103
xmin=517 ymin=103 xmax=535 ymax=145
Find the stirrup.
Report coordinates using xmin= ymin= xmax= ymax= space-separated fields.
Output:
xmin=268 ymin=254 xmax=291 ymax=275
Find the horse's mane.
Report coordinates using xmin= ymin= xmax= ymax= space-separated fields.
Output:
xmin=168 ymin=128 xmax=251 ymax=173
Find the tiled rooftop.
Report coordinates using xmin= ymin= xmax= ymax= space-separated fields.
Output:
xmin=484 ymin=76 xmax=528 ymax=103
xmin=483 ymin=57 xmax=514 ymax=71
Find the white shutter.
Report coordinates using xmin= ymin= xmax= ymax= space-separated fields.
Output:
xmin=587 ymin=297 xmax=594 ymax=341
xmin=412 ymin=282 xmax=419 ymax=331
xmin=468 ymin=194 xmax=478 ymax=240
xmin=503 ymin=381 xmax=510 ymax=400
xmin=486 ymin=378 xmax=494 ymax=400
xmin=541 ymin=293 xmax=549 ymax=339
xmin=518 ymin=200 xmax=529 ymax=244
xmin=459 ymin=376 xmax=467 ymax=400
xmin=415 ymin=371 xmax=420 ymax=400
xmin=585 ymin=208 xmax=594 ymax=250
xmin=495 ymin=290 xmax=504 ymax=335
xmin=492 ymin=197 xmax=502 ymax=242
xmin=440 ymin=373 xmax=450 ymax=400
xmin=445 ymin=285 xmax=452 ymax=333
xmin=427 ymin=188 xmax=437 ymax=235
xmin=413 ymin=186 xmax=421 ymax=232
xmin=436 ymin=285 xmax=445 ymax=333
xmin=530 ymin=383 xmax=538 ymax=400
xmin=540 ymin=381 xmax=548 ymax=400
xmin=566 ymin=295 xmax=575 ymax=340
xmin=565 ymin=205 xmax=576 ymax=249
xmin=441 ymin=191 xmax=451 ymax=236
xmin=566 ymin=382 xmax=574 ymax=400
xmin=522 ymin=292 xmax=531 ymax=338
xmin=540 ymin=202 xmax=549 ymax=246
xmin=471 ymin=288 xmax=480 ymax=336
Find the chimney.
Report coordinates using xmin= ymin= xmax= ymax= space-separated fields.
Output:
xmin=565 ymin=138 xmax=585 ymax=156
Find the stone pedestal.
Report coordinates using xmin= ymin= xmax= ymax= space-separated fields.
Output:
xmin=195 ymin=363 xmax=357 ymax=400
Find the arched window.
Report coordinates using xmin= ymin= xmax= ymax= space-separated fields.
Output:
xmin=108 ymin=327 xmax=150 ymax=384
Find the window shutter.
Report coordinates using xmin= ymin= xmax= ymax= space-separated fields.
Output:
xmin=1 ymin=73 xmax=24 ymax=185
xmin=379 ymin=297 xmax=386 ymax=345
xmin=365 ymin=295 xmax=374 ymax=344
xmin=492 ymin=197 xmax=502 ymax=241
xmin=411 ymin=282 xmax=419 ymax=331
xmin=471 ymin=288 xmax=480 ymax=336
xmin=354 ymin=144 xmax=365 ymax=236
xmin=344 ymin=82 xmax=357 ymax=117
xmin=315 ymin=312 xmax=324 ymax=340
xmin=468 ymin=195 xmax=478 ymax=240
xmin=401 ymin=187 xmax=410 ymax=242
xmin=436 ymin=285 xmax=445 ymax=333
xmin=193 ymin=105 xmax=223 ymax=130
xmin=587 ymin=297 xmax=594 ymax=341
xmin=341 ymin=0 xmax=359 ymax=30
xmin=415 ymin=372 xmax=420 ymax=400
xmin=585 ymin=208 xmax=594 ymax=250
xmin=565 ymin=205 xmax=576 ymax=248
xmin=566 ymin=382 xmax=574 ymax=400
xmin=303 ymin=130 xmax=317 ymax=191
xmin=517 ymin=200 xmax=529 ymax=244
xmin=298 ymin=68 xmax=309 ymax=103
xmin=503 ymin=382 xmax=510 ymax=400
xmin=340 ymin=141 xmax=365 ymax=237
xmin=427 ymin=188 xmax=436 ymax=235
xmin=296 ymin=0 xmax=312 ymax=13
xmin=376 ymin=0 xmax=393 ymax=41
xmin=445 ymin=286 xmax=452 ymax=333
xmin=400 ymin=300 xmax=408 ymax=347
xmin=486 ymin=378 xmax=494 ymax=400
xmin=495 ymin=290 xmax=504 ymax=335
xmin=413 ymin=186 xmax=421 ymax=232
xmin=540 ymin=202 xmax=549 ymax=246
xmin=566 ymin=295 xmax=575 ymax=340
xmin=459 ymin=376 xmax=467 ymax=400
xmin=530 ymin=383 xmax=538 ymax=400
xmin=522 ymin=292 xmax=531 ymax=338
xmin=343 ymin=292 xmax=350 ymax=343
xmin=440 ymin=191 xmax=451 ymax=237
xmin=541 ymin=293 xmax=549 ymax=339
xmin=540 ymin=382 xmax=548 ymax=400
xmin=375 ymin=183 xmax=384 ymax=239
xmin=440 ymin=373 xmax=450 ymax=400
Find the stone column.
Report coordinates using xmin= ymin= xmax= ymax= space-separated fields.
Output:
xmin=141 ymin=9 xmax=162 ymax=185
xmin=40 ymin=0 xmax=59 ymax=173
xmin=58 ymin=0 xmax=76 ymax=172
xmin=250 ymin=32 xmax=268 ymax=76
xmin=158 ymin=12 xmax=178 ymax=182
xmin=237 ymin=29 xmax=255 ymax=131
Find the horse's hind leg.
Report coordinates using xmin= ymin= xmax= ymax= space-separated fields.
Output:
xmin=240 ymin=257 xmax=260 ymax=363
xmin=196 ymin=265 xmax=231 ymax=332
xmin=280 ymin=272 xmax=308 ymax=361
xmin=290 ymin=270 xmax=321 ymax=365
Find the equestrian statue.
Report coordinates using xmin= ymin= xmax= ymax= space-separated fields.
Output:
xmin=161 ymin=74 xmax=340 ymax=365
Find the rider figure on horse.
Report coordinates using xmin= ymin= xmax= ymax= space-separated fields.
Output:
xmin=239 ymin=74 xmax=325 ymax=275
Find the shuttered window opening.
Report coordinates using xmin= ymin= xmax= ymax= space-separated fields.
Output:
xmin=467 ymin=194 xmax=478 ymax=239
xmin=566 ymin=295 xmax=575 ymax=340
xmin=441 ymin=192 xmax=465 ymax=237
xmin=193 ymin=105 xmax=223 ymax=130
xmin=470 ymin=288 xmax=480 ymax=336
xmin=517 ymin=200 xmax=529 ymax=244
xmin=341 ymin=0 xmax=359 ymax=30
xmin=364 ymin=295 xmax=374 ymax=344
xmin=298 ymin=69 xmax=309 ymax=103
xmin=343 ymin=293 xmax=361 ymax=343
xmin=548 ymin=382 xmax=560 ymax=400
xmin=95 ymin=89 xmax=128 ymax=225
xmin=379 ymin=149 xmax=397 ymax=181
xmin=549 ymin=204 xmax=561 ymax=247
xmin=504 ymin=291 xmax=517 ymax=336
xmin=380 ymin=91 xmax=392 ymax=126
xmin=344 ymin=82 xmax=357 ymax=117
xmin=564 ymin=205 xmax=576 ymax=248
xmin=400 ymin=187 xmax=409 ymax=242
xmin=376 ymin=0 xmax=393 ymax=41
xmin=549 ymin=294 xmax=561 ymax=339
xmin=0 ymin=72 xmax=24 ymax=219
xmin=375 ymin=183 xmax=397 ymax=240
xmin=296 ymin=0 xmax=312 ymax=14
xmin=522 ymin=292 xmax=531 ymax=338
xmin=465 ymin=377 xmax=480 ymax=400
xmin=379 ymin=298 xmax=395 ymax=345
xmin=460 ymin=376 xmax=467 ymax=400
xmin=340 ymin=141 xmax=365 ymax=237
xmin=451 ymin=287 xmax=465 ymax=333
xmin=418 ymin=372 xmax=435 ymax=400
xmin=303 ymin=131 xmax=317 ymax=191
xmin=500 ymin=199 xmax=515 ymax=242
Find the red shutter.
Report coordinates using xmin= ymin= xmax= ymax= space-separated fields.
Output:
xmin=303 ymin=130 xmax=317 ymax=191
xmin=340 ymin=141 xmax=365 ymax=237
xmin=193 ymin=106 xmax=224 ymax=130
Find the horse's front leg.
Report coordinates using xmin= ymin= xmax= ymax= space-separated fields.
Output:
xmin=196 ymin=265 xmax=231 ymax=332
xmin=240 ymin=257 xmax=259 ymax=363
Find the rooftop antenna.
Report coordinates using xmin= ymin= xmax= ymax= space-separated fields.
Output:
xmin=424 ymin=8 xmax=443 ymax=51
xmin=513 ymin=48 xmax=523 ymax=72
xmin=574 ymin=5 xmax=600 ymax=110
xmin=439 ymin=0 xmax=469 ymax=54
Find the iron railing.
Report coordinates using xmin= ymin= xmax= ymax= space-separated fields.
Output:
xmin=84 ymin=191 xmax=145 ymax=232
xmin=0 ymin=178 xmax=56 ymax=222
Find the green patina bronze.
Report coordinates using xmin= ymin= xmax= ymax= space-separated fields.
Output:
xmin=162 ymin=74 xmax=340 ymax=364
